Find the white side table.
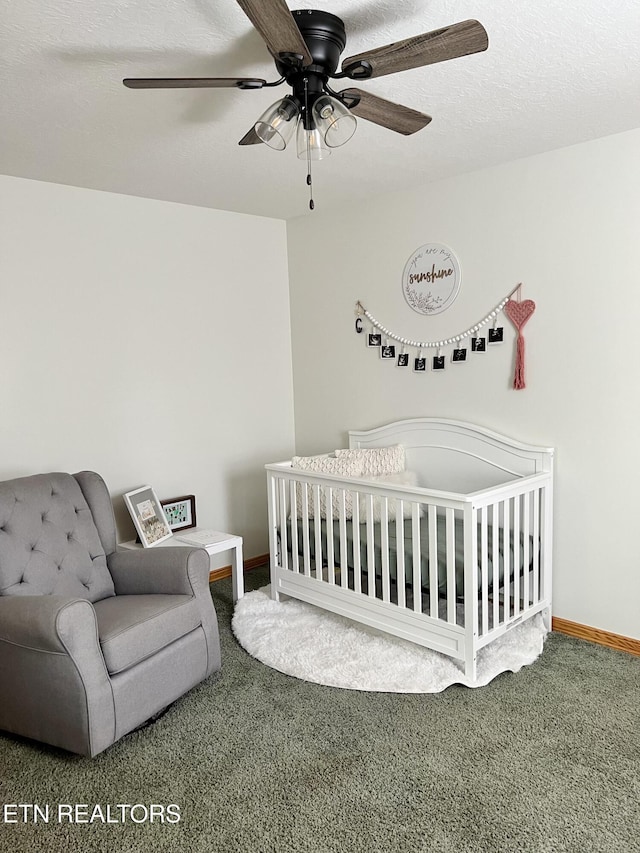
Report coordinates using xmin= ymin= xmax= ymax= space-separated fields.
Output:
xmin=119 ymin=528 xmax=244 ymax=601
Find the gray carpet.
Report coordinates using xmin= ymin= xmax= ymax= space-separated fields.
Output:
xmin=1 ymin=565 xmax=638 ymax=853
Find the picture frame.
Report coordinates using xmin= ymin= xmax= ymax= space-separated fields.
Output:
xmin=160 ymin=494 xmax=197 ymax=532
xmin=123 ymin=485 xmax=173 ymax=548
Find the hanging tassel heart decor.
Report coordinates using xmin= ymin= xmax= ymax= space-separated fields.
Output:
xmin=504 ymin=298 xmax=536 ymax=389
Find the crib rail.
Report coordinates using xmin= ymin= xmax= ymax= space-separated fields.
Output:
xmin=266 ymin=461 xmax=553 ymax=677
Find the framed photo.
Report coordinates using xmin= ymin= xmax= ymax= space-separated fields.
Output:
xmin=380 ymin=344 xmax=396 ymax=359
xmin=124 ymin=485 xmax=173 ymax=548
xmin=367 ymin=333 xmax=382 ymax=348
xmin=161 ymin=495 xmax=197 ymax=532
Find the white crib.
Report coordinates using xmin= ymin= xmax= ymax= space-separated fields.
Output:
xmin=266 ymin=418 xmax=554 ymax=681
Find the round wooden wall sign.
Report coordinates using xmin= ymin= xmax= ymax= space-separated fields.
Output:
xmin=402 ymin=243 xmax=461 ymax=315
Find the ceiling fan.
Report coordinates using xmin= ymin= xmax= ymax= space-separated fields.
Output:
xmin=123 ymin=0 xmax=488 ymax=209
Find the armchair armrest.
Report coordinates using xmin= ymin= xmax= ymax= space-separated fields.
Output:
xmin=0 ymin=595 xmax=99 ymax=654
xmin=108 ymin=546 xmax=210 ymax=597
xmin=0 ymin=595 xmax=115 ymax=757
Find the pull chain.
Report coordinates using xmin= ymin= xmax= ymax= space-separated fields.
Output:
xmin=304 ymin=78 xmax=314 ymax=210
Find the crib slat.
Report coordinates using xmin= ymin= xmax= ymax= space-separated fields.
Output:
xmin=492 ymin=502 xmax=500 ymax=628
xmin=503 ymin=498 xmax=510 ymax=619
xmin=366 ymin=494 xmax=375 ymax=597
xmin=302 ymin=481 xmax=311 ymax=577
xmin=290 ymin=480 xmax=299 ymax=574
xmin=428 ymin=505 xmax=438 ymax=618
xmin=513 ymin=495 xmax=521 ymax=616
xmin=396 ymin=501 xmax=406 ymax=609
xmin=532 ymin=488 xmax=540 ymax=603
xmin=522 ymin=491 xmax=531 ymax=609
xmin=326 ymin=487 xmax=335 ymax=585
xmin=446 ymin=508 xmax=456 ymax=624
xmin=481 ymin=505 xmax=489 ymax=636
xmin=339 ymin=490 xmax=348 ymax=588
xmin=463 ymin=505 xmax=479 ymax=678
xmin=353 ymin=490 xmax=361 ymax=594
xmin=279 ymin=478 xmax=288 ymax=573
xmin=412 ymin=503 xmax=421 ymax=613
xmin=313 ymin=484 xmax=323 ymax=581
xmin=381 ymin=498 xmax=390 ymax=603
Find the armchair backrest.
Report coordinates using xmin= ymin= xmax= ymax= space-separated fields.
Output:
xmin=0 ymin=472 xmax=115 ymax=602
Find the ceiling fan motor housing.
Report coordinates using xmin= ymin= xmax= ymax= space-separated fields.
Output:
xmin=275 ymin=10 xmax=347 ymax=125
xmin=288 ymin=10 xmax=346 ymax=73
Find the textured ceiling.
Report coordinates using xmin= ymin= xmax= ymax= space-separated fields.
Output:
xmin=2 ymin=0 xmax=640 ymax=220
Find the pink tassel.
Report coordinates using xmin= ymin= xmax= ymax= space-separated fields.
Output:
xmin=514 ymin=333 xmax=526 ymax=390
xmin=504 ymin=298 xmax=536 ymax=392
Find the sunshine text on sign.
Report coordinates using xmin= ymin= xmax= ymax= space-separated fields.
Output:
xmin=408 ymin=264 xmax=454 ymax=285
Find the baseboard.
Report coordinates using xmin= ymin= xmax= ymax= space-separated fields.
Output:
xmin=209 ymin=553 xmax=268 ymax=584
xmin=552 ymin=616 xmax=640 ymax=657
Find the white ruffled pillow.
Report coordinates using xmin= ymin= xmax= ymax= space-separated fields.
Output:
xmin=290 ymin=453 xmax=363 ymax=520
xmin=334 ymin=445 xmax=405 ymax=477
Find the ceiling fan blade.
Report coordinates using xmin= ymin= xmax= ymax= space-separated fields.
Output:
xmin=123 ymin=77 xmax=266 ymax=89
xmin=238 ymin=127 xmax=263 ymax=146
xmin=340 ymin=89 xmax=431 ymax=135
xmin=235 ymin=0 xmax=313 ymax=66
xmin=341 ymin=19 xmax=488 ymax=78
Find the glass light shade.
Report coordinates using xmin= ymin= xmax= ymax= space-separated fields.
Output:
xmin=254 ymin=98 xmax=299 ymax=150
xmin=296 ymin=122 xmax=331 ymax=161
xmin=312 ymin=95 xmax=357 ymax=148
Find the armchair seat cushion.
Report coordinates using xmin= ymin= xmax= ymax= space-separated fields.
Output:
xmin=93 ymin=594 xmax=201 ymax=675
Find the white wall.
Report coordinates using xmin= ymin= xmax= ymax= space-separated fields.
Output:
xmin=287 ymin=127 xmax=640 ymax=641
xmin=0 ymin=176 xmax=295 ymax=563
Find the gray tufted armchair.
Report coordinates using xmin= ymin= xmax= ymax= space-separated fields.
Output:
xmin=0 ymin=471 xmax=221 ymax=756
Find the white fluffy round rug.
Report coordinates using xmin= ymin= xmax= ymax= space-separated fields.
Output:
xmin=232 ymin=585 xmax=548 ymax=693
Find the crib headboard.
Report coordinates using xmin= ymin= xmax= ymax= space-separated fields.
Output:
xmin=348 ymin=418 xmax=554 ymax=494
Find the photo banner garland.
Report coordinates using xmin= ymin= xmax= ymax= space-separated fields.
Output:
xmin=355 ymin=283 xmax=535 ymax=390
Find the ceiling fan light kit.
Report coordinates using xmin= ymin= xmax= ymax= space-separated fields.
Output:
xmin=313 ymin=95 xmax=357 ymax=148
xmin=296 ymin=121 xmax=330 ymax=161
xmin=254 ymin=96 xmax=300 ymax=150
xmin=122 ymin=1 xmax=488 ymax=211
